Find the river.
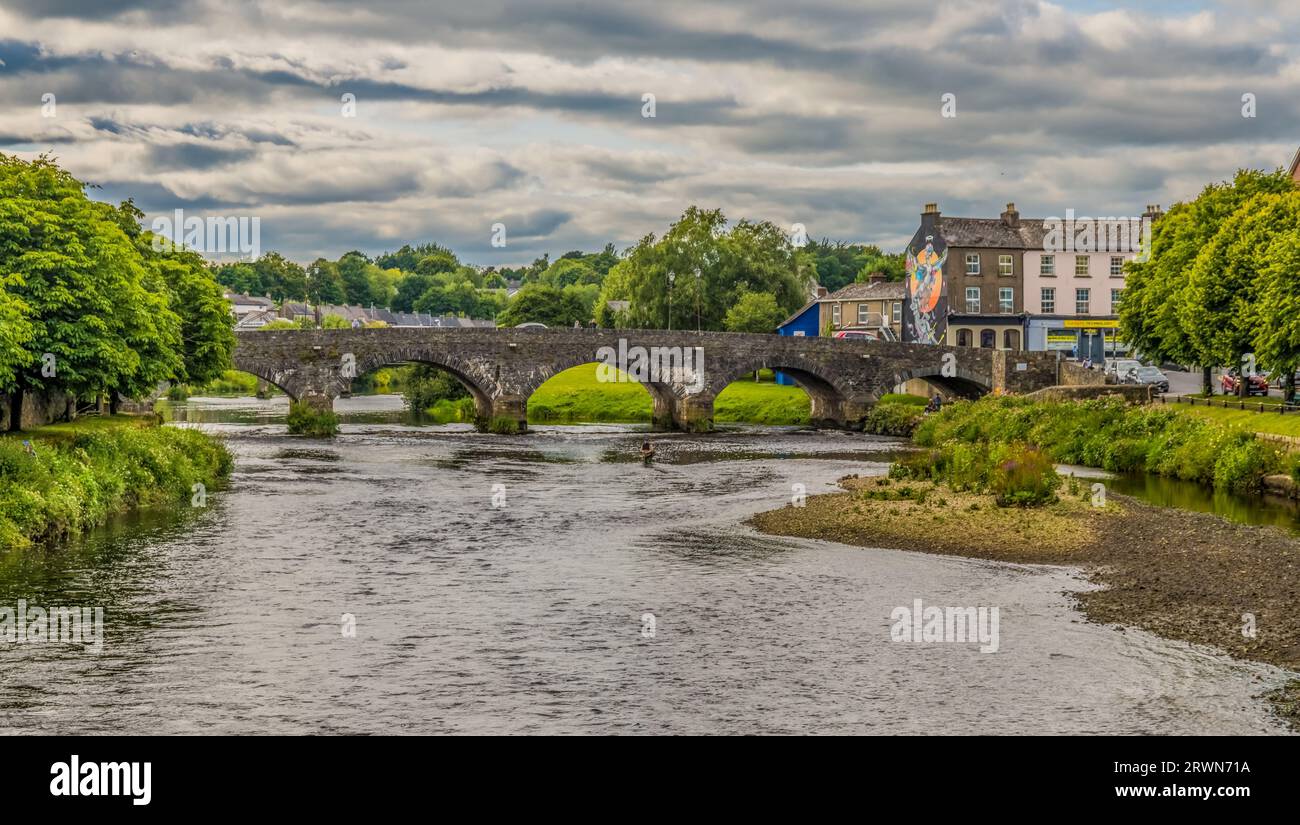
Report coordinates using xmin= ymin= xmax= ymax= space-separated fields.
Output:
xmin=0 ymin=395 xmax=1292 ymax=734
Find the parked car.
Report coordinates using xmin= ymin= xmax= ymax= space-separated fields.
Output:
xmin=1105 ymin=358 xmax=1143 ymax=377
xmin=1221 ymin=370 xmax=1269 ymax=396
xmin=1272 ymin=370 xmax=1300 ymax=389
xmin=833 ymin=329 xmax=883 ymax=341
xmin=1122 ymin=365 xmax=1169 ymax=394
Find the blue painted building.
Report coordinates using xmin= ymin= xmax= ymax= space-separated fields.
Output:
xmin=774 ymin=299 xmax=821 ymax=385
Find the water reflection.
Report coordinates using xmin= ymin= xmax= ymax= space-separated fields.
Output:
xmin=1105 ymin=472 xmax=1300 ymax=535
xmin=1 ymin=395 xmax=1293 ymax=734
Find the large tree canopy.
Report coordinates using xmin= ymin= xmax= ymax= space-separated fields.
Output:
xmin=1118 ymin=168 xmax=1296 ymax=393
xmin=0 ymin=154 xmax=234 ymax=425
xmin=597 ymin=206 xmax=812 ymax=331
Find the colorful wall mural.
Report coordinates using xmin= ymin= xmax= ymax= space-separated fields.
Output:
xmin=903 ymin=232 xmax=948 ymax=344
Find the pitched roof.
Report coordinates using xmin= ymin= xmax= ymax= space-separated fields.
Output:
xmin=937 ymin=217 xmax=1048 ymax=249
xmin=1290 ymin=145 xmax=1300 ymax=180
xmin=778 ymin=298 xmax=819 ymax=329
xmin=820 ymin=280 xmax=907 ymax=302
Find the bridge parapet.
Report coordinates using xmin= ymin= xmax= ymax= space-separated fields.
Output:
xmin=232 ymin=328 xmax=1061 ymax=431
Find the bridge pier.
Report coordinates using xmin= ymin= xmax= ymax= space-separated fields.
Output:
xmin=806 ymin=394 xmax=872 ymax=429
xmin=298 ymin=392 xmax=335 ymax=413
xmin=485 ymin=396 xmax=529 ymax=433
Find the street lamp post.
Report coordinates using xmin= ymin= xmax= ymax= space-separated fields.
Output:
xmin=667 ymin=271 xmax=676 ymax=331
xmin=694 ymin=268 xmax=701 ymax=332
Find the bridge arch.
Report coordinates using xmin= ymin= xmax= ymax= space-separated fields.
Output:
xmin=702 ymin=356 xmax=863 ymax=428
xmin=351 ymin=349 xmax=496 ymax=421
xmin=886 ymin=366 xmax=991 ymax=401
xmin=230 ymin=355 xmax=306 ymax=401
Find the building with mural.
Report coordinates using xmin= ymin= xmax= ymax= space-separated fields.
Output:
xmin=902 ymin=201 xmax=1157 ymax=359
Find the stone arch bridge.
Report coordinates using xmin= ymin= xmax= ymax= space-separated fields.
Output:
xmin=232 ymin=328 xmax=1063 ymax=431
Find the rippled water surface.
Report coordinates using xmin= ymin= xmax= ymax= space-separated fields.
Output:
xmin=0 ymin=396 xmax=1292 ymax=734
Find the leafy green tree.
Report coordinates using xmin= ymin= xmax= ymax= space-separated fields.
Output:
xmin=1183 ymin=190 xmax=1300 ymax=395
xmin=498 ymin=284 xmax=589 ymax=327
xmin=255 ymin=252 xmax=308 ymax=302
xmin=1120 ymin=168 xmax=1295 ymax=393
xmin=1254 ymin=228 xmax=1300 ymax=402
xmin=598 ymin=206 xmax=810 ymax=331
xmin=0 ymin=154 xmax=184 ymax=426
xmin=321 ymin=314 xmax=351 ymax=329
xmin=146 ymin=245 xmax=234 ymax=387
xmin=0 ymin=280 xmax=34 ymax=392
xmin=724 ymin=291 xmax=784 ymax=333
xmin=541 ymin=257 xmax=599 ymax=288
xmin=414 ymin=249 xmax=459 ymax=276
xmin=306 ymin=258 xmax=346 ymax=304
xmin=338 ymin=251 xmax=376 ymax=305
xmin=376 ymin=242 xmax=456 ymax=273
xmin=393 ymin=272 xmax=436 ymax=312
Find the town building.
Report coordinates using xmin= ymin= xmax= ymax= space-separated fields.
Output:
xmin=903 ymin=202 xmax=1156 ymax=359
xmin=815 ymin=277 xmax=904 ymax=340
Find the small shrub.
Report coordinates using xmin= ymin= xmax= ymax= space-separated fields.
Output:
xmin=864 ymin=402 xmax=924 ymax=436
xmin=988 ymin=445 xmax=1060 ymax=507
xmin=286 ymin=402 xmax=339 ymax=437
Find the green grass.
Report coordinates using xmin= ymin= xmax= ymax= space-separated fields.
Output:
xmin=525 ymin=363 xmax=811 ymax=425
xmin=4 ymin=414 xmax=157 ymax=443
xmin=915 ymin=395 xmax=1285 ymax=494
xmin=0 ymin=416 xmax=233 ymax=549
xmin=879 ymin=393 xmax=929 ymax=406
xmin=716 ymin=380 xmax=811 ymax=425
xmin=1173 ymin=404 xmax=1300 ymax=438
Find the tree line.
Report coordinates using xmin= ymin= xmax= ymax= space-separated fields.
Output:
xmin=0 ymin=154 xmax=234 ymax=430
xmin=1120 ymin=168 xmax=1300 ymax=399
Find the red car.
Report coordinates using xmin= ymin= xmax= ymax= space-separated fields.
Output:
xmin=1221 ymin=371 xmax=1269 ymax=396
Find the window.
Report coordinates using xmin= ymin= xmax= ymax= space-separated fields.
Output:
xmin=1110 ymin=256 xmax=1124 ymax=277
xmin=1075 ymin=256 xmax=1089 ymax=276
xmin=957 ymin=329 xmax=972 ymax=347
xmin=832 ymin=303 xmax=840 ymax=326
xmin=1004 ymin=329 xmax=1021 ymax=350
xmin=892 ymin=302 xmax=901 ymax=324
xmin=999 ymin=287 xmax=1013 ymax=314
xmin=857 ymin=304 xmax=869 ymax=325
xmin=980 ymin=330 xmax=996 ymax=348
xmin=966 ymin=253 xmax=980 ymax=275
xmin=1075 ymin=288 xmax=1090 ymax=315
xmin=965 ymin=287 xmax=981 ymax=313
xmin=1111 ymin=289 xmax=1122 ymax=309
xmin=1040 ymin=255 xmax=1055 ymax=276
xmin=1041 ymin=287 xmax=1055 ymax=314
xmin=998 ymin=255 xmax=1013 ymax=276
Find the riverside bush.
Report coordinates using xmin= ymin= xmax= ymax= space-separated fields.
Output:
xmin=0 ymin=424 xmax=233 ymax=549
xmin=286 ymin=402 xmax=339 ymax=436
xmin=864 ymin=402 xmax=925 ymax=436
xmin=914 ymin=396 xmax=1281 ymax=493
xmin=988 ymin=445 xmax=1060 ymax=507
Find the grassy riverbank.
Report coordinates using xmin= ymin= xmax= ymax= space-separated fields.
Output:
xmin=1173 ymin=402 xmax=1300 ymax=439
xmin=0 ymin=416 xmax=233 ymax=550
xmin=525 ymin=364 xmax=813 ymax=425
xmin=914 ymin=395 xmax=1289 ymax=493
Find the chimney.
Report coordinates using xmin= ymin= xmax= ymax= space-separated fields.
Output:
xmin=1001 ymin=202 xmax=1019 ymax=228
xmin=815 ymin=285 xmax=829 ymax=298
xmin=1143 ymin=204 xmax=1163 ymax=220
xmin=921 ymin=202 xmax=941 ymax=237
xmin=868 ymin=271 xmax=886 ymax=284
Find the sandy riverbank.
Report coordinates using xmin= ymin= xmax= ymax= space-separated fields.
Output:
xmin=749 ymin=474 xmax=1300 ymax=725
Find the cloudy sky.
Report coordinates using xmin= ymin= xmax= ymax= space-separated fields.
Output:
xmin=1 ymin=0 xmax=1297 ymax=266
